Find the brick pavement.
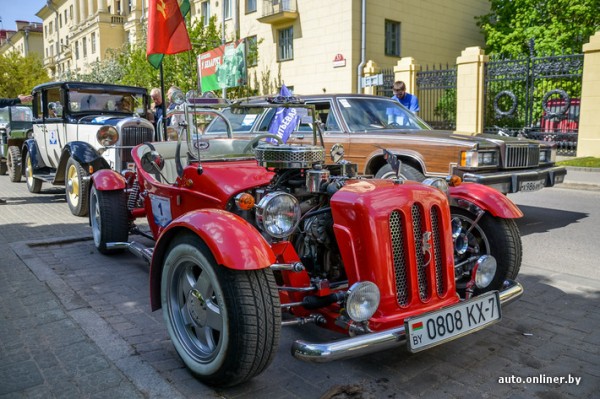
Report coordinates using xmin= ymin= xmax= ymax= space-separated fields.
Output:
xmin=1 ymin=172 xmax=599 ymax=398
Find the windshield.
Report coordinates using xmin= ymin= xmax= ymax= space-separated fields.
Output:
xmin=336 ymin=97 xmax=430 ymax=132
xmin=0 ymin=106 xmax=33 ymax=123
xmin=68 ymin=89 xmax=145 ymax=114
xmin=204 ymin=107 xmax=264 ymax=134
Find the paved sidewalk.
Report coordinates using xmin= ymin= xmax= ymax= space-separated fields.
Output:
xmin=1 ymin=167 xmax=598 ymax=398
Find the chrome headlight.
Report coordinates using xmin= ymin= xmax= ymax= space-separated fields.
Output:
xmin=255 ymin=192 xmax=301 ymax=239
xmin=346 ymin=282 xmax=380 ymax=322
xmin=422 ymin=177 xmax=449 ymax=195
xmin=539 ymin=147 xmax=556 ymax=163
xmin=474 ymin=255 xmax=497 ymax=289
xmin=460 ymin=150 xmax=498 ymax=167
xmin=96 ymin=126 xmax=119 ymax=147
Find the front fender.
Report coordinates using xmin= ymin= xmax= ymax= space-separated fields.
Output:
xmin=91 ymin=169 xmax=126 ymax=190
xmin=449 ymin=182 xmax=523 ymax=218
xmin=149 ymin=209 xmax=276 ymax=310
xmin=22 ymin=139 xmax=45 ymax=169
xmin=56 ymin=141 xmax=110 ymax=182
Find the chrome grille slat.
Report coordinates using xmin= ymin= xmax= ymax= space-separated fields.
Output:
xmin=412 ymin=205 xmax=429 ymax=301
xmin=119 ymin=126 xmax=154 ymax=165
xmin=389 ymin=211 xmax=408 ymax=306
xmin=504 ymin=144 xmax=539 ymax=168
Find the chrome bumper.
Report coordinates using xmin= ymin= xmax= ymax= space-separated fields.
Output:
xmin=291 ymin=279 xmax=523 ymax=362
xmin=461 ymin=166 xmax=567 ymax=193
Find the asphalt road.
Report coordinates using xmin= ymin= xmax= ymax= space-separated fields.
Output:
xmin=1 ymin=176 xmax=598 ymax=398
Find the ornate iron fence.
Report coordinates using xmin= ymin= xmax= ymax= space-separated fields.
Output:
xmin=416 ymin=64 xmax=457 ymax=130
xmin=376 ymin=68 xmax=395 ymax=98
xmin=484 ymin=41 xmax=583 ymax=156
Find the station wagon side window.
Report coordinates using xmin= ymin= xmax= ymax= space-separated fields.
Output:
xmin=306 ymin=101 xmax=340 ymax=132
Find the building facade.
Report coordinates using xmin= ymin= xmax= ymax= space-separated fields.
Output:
xmin=0 ymin=21 xmax=44 ymax=58
xmin=32 ymin=0 xmax=489 ymax=93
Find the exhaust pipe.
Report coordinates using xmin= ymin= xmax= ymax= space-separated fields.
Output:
xmin=106 ymin=241 xmax=153 ymax=263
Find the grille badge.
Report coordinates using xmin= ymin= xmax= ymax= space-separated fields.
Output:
xmin=422 ymin=231 xmax=432 ymax=267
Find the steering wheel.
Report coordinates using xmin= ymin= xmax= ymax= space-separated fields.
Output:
xmin=243 ymin=134 xmax=284 ymax=153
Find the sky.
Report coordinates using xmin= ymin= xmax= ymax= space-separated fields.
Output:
xmin=0 ymin=1 xmax=45 ymax=30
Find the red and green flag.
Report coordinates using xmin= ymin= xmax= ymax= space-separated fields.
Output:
xmin=147 ymin=0 xmax=192 ymax=69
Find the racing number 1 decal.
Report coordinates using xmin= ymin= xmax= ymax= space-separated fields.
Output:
xmin=149 ymin=194 xmax=173 ymax=227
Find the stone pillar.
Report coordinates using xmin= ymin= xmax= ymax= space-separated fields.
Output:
xmin=393 ymin=57 xmax=419 ymax=95
xmin=79 ymin=0 xmax=86 ymax=22
xmin=577 ymin=31 xmax=600 ymax=157
xmin=98 ymin=0 xmax=106 ymax=13
xmin=455 ymin=47 xmax=488 ymax=133
xmin=362 ymin=60 xmax=380 ymax=95
xmin=88 ymin=0 xmax=95 ymax=16
xmin=73 ymin=0 xmax=81 ymax=26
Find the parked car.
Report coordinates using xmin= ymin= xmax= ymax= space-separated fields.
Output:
xmin=0 ymin=105 xmax=34 ymax=181
xmin=202 ymin=94 xmax=566 ymax=195
xmin=89 ymin=99 xmax=523 ymax=387
xmin=21 ymin=81 xmax=155 ymax=216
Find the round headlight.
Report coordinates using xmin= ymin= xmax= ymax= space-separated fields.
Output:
xmin=96 ymin=126 xmax=118 ymax=147
xmin=256 ymin=192 xmax=301 ymax=239
xmin=474 ymin=255 xmax=497 ymax=289
xmin=346 ymin=282 xmax=380 ymax=322
xmin=422 ymin=177 xmax=449 ymax=195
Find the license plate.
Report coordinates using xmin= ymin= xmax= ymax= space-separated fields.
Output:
xmin=405 ymin=291 xmax=501 ymax=352
xmin=519 ymin=179 xmax=545 ymax=192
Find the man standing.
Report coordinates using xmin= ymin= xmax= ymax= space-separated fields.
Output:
xmin=391 ymin=81 xmax=419 ymax=113
xmin=1 ymin=94 xmax=33 ymax=204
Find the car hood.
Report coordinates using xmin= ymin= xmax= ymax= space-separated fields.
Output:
xmin=417 ymin=129 xmax=545 ymax=148
xmin=76 ymin=115 xmax=134 ymax=125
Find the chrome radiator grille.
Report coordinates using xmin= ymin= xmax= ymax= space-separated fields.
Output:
xmin=390 ymin=204 xmax=446 ymax=307
xmin=119 ymin=126 xmax=154 ymax=165
xmin=504 ymin=144 xmax=539 ymax=168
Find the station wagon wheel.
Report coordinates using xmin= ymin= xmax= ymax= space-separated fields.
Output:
xmin=7 ymin=146 xmax=22 ymax=182
xmin=375 ymin=163 xmax=425 ymax=182
xmin=65 ymin=157 xmax=90 ymax=217
xmin=25 ymin=152 xmax=42 ymax=193
xmin=90 ymin=186 xmax=129 ymax=254
xmin=450 ymin=208 xmax=522 ymax=295
xmin=162 ymin=234 xmax=281 ymax=387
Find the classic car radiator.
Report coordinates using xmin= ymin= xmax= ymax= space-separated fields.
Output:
xmin=390 ymin=204 xmax=446 ymax=307
xmin=120 ymin=126 xmax=154 ymax=164
xmin=504 ymin=143 xmax=540 ymax=168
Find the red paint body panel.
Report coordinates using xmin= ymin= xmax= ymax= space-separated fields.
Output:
xmin=91 ymin=168 xmax=126 ymax=190
xmin=449 ymin=182 xmax=523 ymax=218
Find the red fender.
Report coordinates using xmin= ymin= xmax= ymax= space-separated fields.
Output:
xmin=91 ymin=169 xmax=126 ymax=190
xmin=449 ymin=182 xmax=523 ymax=218
xmin=149 ymin=209 xmax=276 ymax=310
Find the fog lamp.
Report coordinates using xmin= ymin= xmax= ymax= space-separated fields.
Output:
xmin=473 ymin=255 xmax=497 ymax=289
xmin=346 ymin=282 xmax=380 ymax=322
xmin=423 ymin=177 xmax=449 ymax=195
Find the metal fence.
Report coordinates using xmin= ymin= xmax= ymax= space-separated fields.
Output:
xmin=416 ymin=64 xmax=457 ymax=130
xmin=484 ymin=41 xmax=583 ymax=156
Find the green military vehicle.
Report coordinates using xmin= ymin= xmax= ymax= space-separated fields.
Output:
xmin=0 ymin=105 xmax=34 ymax=181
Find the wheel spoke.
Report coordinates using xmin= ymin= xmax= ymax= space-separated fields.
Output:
xmin=194 ymin=270 xmax=212 ymax=299
xmin=204 ymin=301 xmax=223 ymax=331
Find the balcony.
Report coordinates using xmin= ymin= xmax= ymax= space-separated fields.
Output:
xmin=258 ymin=0 xmax=298 ymax=25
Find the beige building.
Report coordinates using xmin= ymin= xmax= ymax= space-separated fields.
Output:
xmin=33 ymin=0 xmax=489 ymax=92
xmin=0 ymin=21 xmax=44 ymax=58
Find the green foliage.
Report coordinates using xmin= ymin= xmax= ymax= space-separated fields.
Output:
xmin=556 ymin=157 xmax=600 ymax=168
xmin=433 ymin=89 xmax=456 ymax=122
xmin=477 ymin=0 xmax=600 ymax=56
xmin=0 ymin=52 xmax=50 ymax=97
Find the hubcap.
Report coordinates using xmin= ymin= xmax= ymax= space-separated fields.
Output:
xmin=67 ymin=165 xmax=79 ymax=204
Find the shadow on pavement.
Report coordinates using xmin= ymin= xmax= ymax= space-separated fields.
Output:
xmin=516 ymin=205 xmax=587 ymax=236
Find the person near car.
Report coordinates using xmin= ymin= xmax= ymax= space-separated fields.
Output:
xmin=391 ymin=81 xmax=419 ymax=113
xmin=150 ymin=88 xmax=163 ymax=124
xmin=0 ymin=94 xmax=33 ymax=108
xmin=1 ymin=94 xmax=33 ymax=204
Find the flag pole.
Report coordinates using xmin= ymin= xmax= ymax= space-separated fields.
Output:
xmin=160 ymin=63 xmax=167 ymax=141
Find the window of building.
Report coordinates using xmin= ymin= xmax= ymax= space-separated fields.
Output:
xmin=75 ymin=41 xmax=79 ymax=60
xmin=59 ymin=14 xmax=62 ymax=28
xmin=69 ymin=6 xmax=73 ymax=19
xmin=49 ymin=21 xmax=53 ymax=34
xmin=246 ymin=35 xmax=258 ymax=66
xmin=224 ymin=0 xmax=232 ymax=20
xmin=82 ymin=37 xmax=87 ymax=57
xmin=64 ymin=10 xmax=68 ymax=23
xmin=278 ymin=26 xmax=293 ymax=61
xmin=201 ymin=1 xmax=210 ymax=26
xmin=91 ymin=32 xmax=96 ymax=54
xmin=246 ymin=0 xmax=257 ymax=13
xmin=385 ymin=20 xmax=401 ymax=57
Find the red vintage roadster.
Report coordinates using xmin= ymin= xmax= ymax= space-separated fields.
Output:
xmin=89 ymin=98 xmax=523 ymax=387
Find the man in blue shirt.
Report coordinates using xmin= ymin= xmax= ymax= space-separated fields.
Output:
xmin=391 ymin=81 xmax=419 ymax=113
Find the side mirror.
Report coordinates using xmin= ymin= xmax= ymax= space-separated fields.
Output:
xmin=141 ymin=150 xmax=165 ymax=174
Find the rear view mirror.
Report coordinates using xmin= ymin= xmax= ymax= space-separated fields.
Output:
xmin=141 ymin=150 xmax=165 ymax=174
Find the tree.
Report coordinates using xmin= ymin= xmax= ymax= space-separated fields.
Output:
xmin=0 ymin=52 xmax=49 ymax=97
xmin=476 ymin=0 xmax=600 ymax=56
